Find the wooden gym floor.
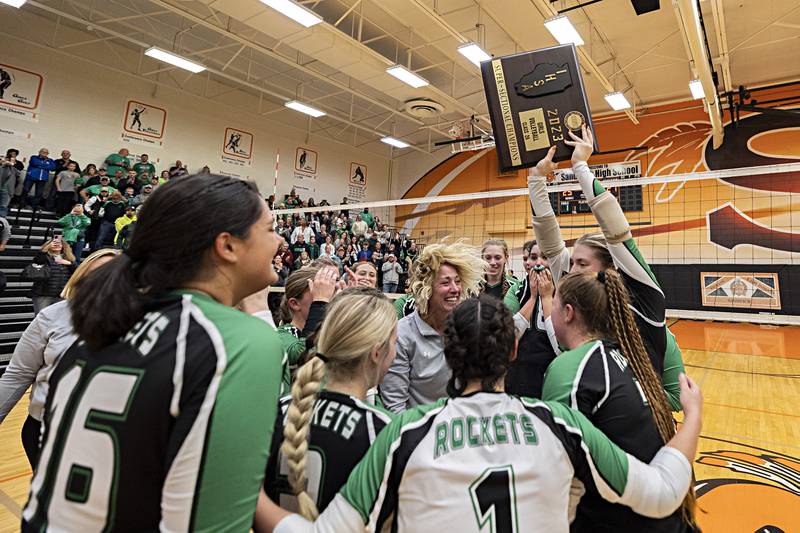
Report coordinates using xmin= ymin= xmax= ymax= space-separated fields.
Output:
xmin=0 ymin=320 xmax=798 ymax=532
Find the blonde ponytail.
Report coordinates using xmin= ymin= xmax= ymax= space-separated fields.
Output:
xmin=280 ymin=287 xmax=397 ymax=519
xmin=282 ymin=356 xmax=326 ymax=519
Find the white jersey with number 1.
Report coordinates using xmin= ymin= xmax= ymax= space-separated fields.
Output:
xmin=274 ymin=392 xmax=691 ymax=533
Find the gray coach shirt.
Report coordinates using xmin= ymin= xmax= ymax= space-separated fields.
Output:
xmin=380 ymin=310 xmax=450 ymax=413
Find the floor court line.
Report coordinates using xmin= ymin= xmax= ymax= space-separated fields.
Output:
xmin=0 ymin=487 xmax=21 ymax=519
xmin=0 ymin=471 xmax=31 ymax=486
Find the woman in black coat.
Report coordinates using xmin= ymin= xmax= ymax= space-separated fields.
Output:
xmin=23 ymin=237 xmax=75 ymax=315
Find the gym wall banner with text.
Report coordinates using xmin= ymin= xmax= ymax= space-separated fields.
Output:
xmin=399 ymin=84 xmax=800 ymax=315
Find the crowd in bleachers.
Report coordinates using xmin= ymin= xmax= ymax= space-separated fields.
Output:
xmin=1 ymin=144 xmax=420 ymax=316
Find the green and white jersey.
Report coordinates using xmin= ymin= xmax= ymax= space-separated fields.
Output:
xmin=542 ymin=339 xmax=690 ymax=532
xmin=22 ymin=292 xmax=284 ymax=533
xmin=274 ymin=392 xmax=691 ymax=533
xmin=481 ymin=275 xmax=519 ymax=302
xmin=393 ymin=294 xmax=416 ymax=319
xmin=533 ymin=164 xmax=683 ymax=409
xmin=265 ymin=391 xmax=393 ymax=514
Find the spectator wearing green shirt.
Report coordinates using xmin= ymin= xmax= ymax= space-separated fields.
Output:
xmin=111 ymin=169 xmax=125 ymax=187
xmin=104 ymin=148 xmax=131 ymax=179
xmin=361 ymin=207 xmax=375 ymax=229
xmin=80 ymin=177 xmax=117 ymax=201
xmin=133 ymin=153 xmax=156 ymax=180
xmin=57 ymin=203 xmax=91 ymax=262
xmin=307 ymin=235 xmax=320 ymax=259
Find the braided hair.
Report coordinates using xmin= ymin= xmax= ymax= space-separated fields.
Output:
xmin=443 ymin=294 xmax=516 ymax=397
xmin=557 ymin=270 xmax=697 ymax=525
xmin=281 ymin=288 xmax=396 ymax=519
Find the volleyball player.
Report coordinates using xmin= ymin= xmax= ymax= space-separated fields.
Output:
xmin=543 ymin=270 xmax=697 ymax=531
xmin=528 ymin=131 xmax=685 ymax=409
xmin=479 ymin=238 xmax=518 ymax=300
xmin=265 ymin=288 xmax=395 ymax=518
xmin=277 ymin=265 xmax=339 ymax=391
xmin=256 ymin=294 xmax=703 ymax=532
xmin=22 ymin=174 xmax=286 ymax=532
xmin=348 ymin=261 xmax=378 ymax=288
xmin=503 ymin=242 xmax=559 ymax=396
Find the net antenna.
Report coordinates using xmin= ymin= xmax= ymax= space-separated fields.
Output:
xmin=435 ymin=115 xmax=496 ymax=154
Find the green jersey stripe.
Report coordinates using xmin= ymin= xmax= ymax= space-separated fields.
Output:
xmin=338 ymin=400 xmax=447 ymax=526
xmin=188 ymin=295 xmax=282 ymax=532
xmin=164 ymin=300 xmax=228 ymax=532
xmin=169 ymin=295 xmax=192 ymax=417
xmin=519 ymin=398 xmax=629 ymax=497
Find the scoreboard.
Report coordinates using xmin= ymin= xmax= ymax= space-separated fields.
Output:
xmin=549 ymin=161 xmax=643 ymax=214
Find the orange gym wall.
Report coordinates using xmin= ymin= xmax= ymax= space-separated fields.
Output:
xmin=399 ymin=85 xmax=800 ymax=266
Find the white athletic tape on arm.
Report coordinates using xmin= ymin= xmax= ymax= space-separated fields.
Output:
xmin=544 ymin=316 xmax=562 ymax=355
xmin=513 ymin=312 xmax=530 ymax=340
xmin=587 ymin=192 xmax=631 ymax=244
xmin=620 ymin=447 xmax=691 ymax=518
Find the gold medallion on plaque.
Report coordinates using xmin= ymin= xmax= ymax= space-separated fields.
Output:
xmin=564 ymin=111 xmax=586 ymax=131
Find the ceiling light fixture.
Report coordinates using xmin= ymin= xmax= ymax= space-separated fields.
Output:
xmin=386 ymin=65 xmax=429 ymax=88
xmin=543 ymin=15 xmax=585 ymax=46
xmin=0 ymin=0 xmax=27 ymax=7
xmin=144 ymin=47 xmax=205 ymax=73
xmin=285 ymin=100 xmax=326 ymax=118
xmin=381 ymin=137 xmax=410 ymax=149
xmin=604 ymin=92 xmax=631 ymax=111
xmin=457 ymin=42 xmax=492 ymax=67
xmin=689 ymin=79 xmax=705 ymax=100
xmin=259 ymin=0 xmax=322 ymax=28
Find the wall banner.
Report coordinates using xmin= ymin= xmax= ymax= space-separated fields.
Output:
xmin=348 ymin=162 xmax=367 ymax=200
xmin=0 ymin=63 xmax=44 ymax=122
xmin=121 ymin=100 xmax=167 ymax=147
xmin=222 ymin=127 xmax=254 ymax=165
xmin=701 ymin=272 xmax=781 ymax=310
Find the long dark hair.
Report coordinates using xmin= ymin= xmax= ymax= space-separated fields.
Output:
xmin=71 ymin=173 xmax=263 ymax=350
xmin=443 ymin=294 xmax=516 ymax=397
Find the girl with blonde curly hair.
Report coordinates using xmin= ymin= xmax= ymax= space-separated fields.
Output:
xmin=380 ymin=239 xmax=486 ymax=413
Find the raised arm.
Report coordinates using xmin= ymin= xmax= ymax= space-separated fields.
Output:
xmin=527 ymin=147 xmax=572 ymax=282
xmin=566 ymin=127 xmax=662 ymax=300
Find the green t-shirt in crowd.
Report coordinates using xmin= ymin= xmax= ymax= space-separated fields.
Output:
xmin=134 ymin=162 xmax=156 ymax=179
xmin=105 ymin=153 xmax=130 ymax=178
xmin=83 ymin=184 xmax=117 ymax=197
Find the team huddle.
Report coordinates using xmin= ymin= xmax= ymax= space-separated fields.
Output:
xmin=18 ymin=128 xmax=703 ymax=532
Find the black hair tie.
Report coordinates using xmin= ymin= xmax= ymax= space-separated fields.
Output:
xmin=597 ymin=271 xmax=606 ymax=284
xmin=315 ymin=352 xmax=329 ymax=363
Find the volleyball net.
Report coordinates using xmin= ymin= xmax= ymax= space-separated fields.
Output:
xmin=273 ymin=161 xmax=800 ymax=324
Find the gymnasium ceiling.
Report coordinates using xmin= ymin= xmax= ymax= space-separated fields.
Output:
xmin=2 ymin=0 xmax=800 ymax=157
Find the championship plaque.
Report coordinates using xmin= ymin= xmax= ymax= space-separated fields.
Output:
xmin=481 ymin=44 xmax=597 ymax=171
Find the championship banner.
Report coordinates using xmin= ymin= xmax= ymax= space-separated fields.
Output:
xmin=0 ymin=63 xmax=44 ymax=122
xmin=121 ymin=100 xmax=167 ymax=147
xmin=481 ymin=44 xmax=597 ymax=171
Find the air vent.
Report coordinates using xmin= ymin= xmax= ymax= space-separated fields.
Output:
xmin=404 ymin=99 xmax=445 ymax=118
